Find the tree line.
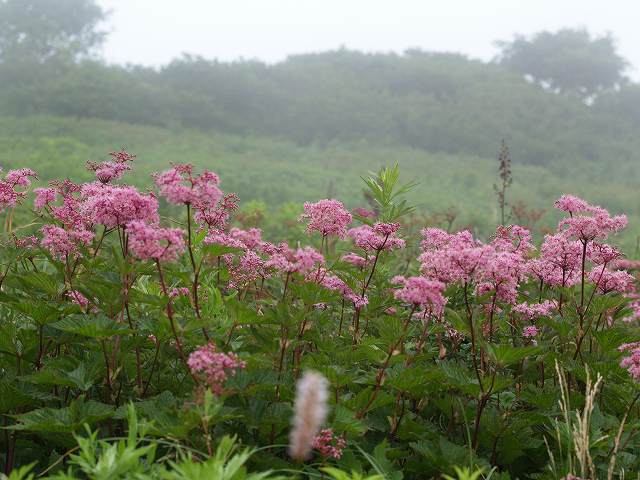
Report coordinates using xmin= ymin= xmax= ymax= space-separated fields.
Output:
xmin=1 ymin=0 xmax=640 ymax=169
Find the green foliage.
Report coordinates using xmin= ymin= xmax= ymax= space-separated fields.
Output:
xmin=0 ymin=0 xmax=106 ymax=63
xmin=497 ymin=28 xmax=627 ymax=97
xmin=1 ymin=115 xmax=640 ymax=250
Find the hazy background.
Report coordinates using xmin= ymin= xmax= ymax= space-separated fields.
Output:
xmin=97 ymin=0 xmax=640 ymax=77
xmin=1 ymin=0 xmax=640 ymax=249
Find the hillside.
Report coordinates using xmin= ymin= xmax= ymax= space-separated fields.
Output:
xmin=1 ymin=115 xmax=638 ymax=250
xmin=2 ymin=50 xmax=640 ymax=167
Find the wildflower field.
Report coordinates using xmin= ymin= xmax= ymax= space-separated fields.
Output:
xmin=0 ymin=151 xmax=639 ymax=480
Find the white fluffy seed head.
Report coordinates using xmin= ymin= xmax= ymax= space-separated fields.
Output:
xmin=288 ymin=370 xmax=329 ymax=461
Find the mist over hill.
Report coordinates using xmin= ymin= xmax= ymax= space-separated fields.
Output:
xmin=1 ymin=0 xmax=640 ymax=244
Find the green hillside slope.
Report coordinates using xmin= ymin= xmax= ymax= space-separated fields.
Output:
xmin=1 ymin=115 xmax=637 ymax=250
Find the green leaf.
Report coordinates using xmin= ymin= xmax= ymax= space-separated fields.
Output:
xmin=485 ymin=344 xmax=542 ymax=367
xmin=52 ymin=314 xmax=131 ymax=339
xmin=11 ymin=399 xmax=114 ymax=433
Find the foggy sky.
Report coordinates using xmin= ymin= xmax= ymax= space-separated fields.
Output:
xmin=97 ymin=0 xmax=640 ymax=77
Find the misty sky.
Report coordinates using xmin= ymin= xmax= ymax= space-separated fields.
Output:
xmin=97 ymin=0 xmax=640 ymax=77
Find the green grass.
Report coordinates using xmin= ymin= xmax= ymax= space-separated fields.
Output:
xmin=0 ymin=115 xmax=638 ymax=250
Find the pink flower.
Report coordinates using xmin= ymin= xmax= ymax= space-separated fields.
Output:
xmin=392 ymin=275 xmax=446 ymax=311
xmin=86 ymin=150 xmax=136 ymax=183
xmin=623 ymin=295 xmax=640 ymax=323
xmin=419 ymin=226 xmax=531 ymax=305
xmin=349 ymin=294 xmax=369 ymax=309
xmin=14 ymin=235 xmax=38 ymax=249
xmin=228 ymin=250 xmax=266 ymax=288
xmin=353 ymin=207 xmax=376 ymax=218
xmin=154 ymin=164 xmax=222 ymax=209
xmin=310 ymin=268 xmax=367 ymax=307
xmin=81 ymin=183 xmax=159 ymax=228
xmin=347 ymin=224 xmax=405 ymax=252
xmin=373 ymin=222 xmax=400 ymax=236
xmin=194 ymin=193 xmax=239 ymax=229
xmin=527 ymin=233 xmax=582 ymax=287
xmin=554 ymin=194 xmax=589 ymax=213
xmin=187 ymin=343 xmax=246 ymax=394
xmin=5 ymin=168 xmax=37 ymax=187
xmin=203 ymin=230 xmax=247 ymax=250
xmin=294 ymin=246 xmax=325 ymax=273
xmin=40 ymin=225 xmax=94 ymax=260
xmin=619 ymin=344 xmax=640 ymax=382
xmin=41 ymin=181 xmax=89 ymax=230
xmin=522 ymin=325 xmax=539 ymax=338
xmin=419 ymin=228 xmax=488 ymax=284
xmin=476 ymin=251 xmax=527 ymax=304
xmin=559 ymin=204 xmax=627 ymax=242
xmin=300 ymin=199 xmax=352 ymax=238
xmin=612 ymin=259 xmax=640 ymax=270
xmin=420 ymin=227 xmax=459 ymax=250
xmin=229 ymin=227 xmax=263 ymax=250
xmin=341 ymin=252 xmax=368 ymax=268
xmin=169 ymin=287 xmax=191 ymax=298
xmin=491 ymin=225 xmax=534 ymax=255
xmin=126 ymin=221 xmax=185 ymax=262
xmin=0 ymin=168 xmax=37 ymax=210
xmin=312 ymin=429 xmax=347 ymax=459
xmin=109 ymin=150 xmax=136 ymax=163
xmin=67 ymin=290 xmax=90 ymax=310
xmin=94 ymin=162 xmax=131 ymax=183
xmin=588 ymin=242 xmax=623 ymax=265
xmin=33 ymin=188 xmax=57 ymax=209
xmin=588 ymin=267 xmax=635 ymax=294
xmin=513 ymin=300 xmax=556 ymax=320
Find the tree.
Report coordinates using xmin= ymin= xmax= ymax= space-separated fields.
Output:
xmin=0 ymin=0 xmax=107 ymax=64
xmin=496 ymin=29 xmax=627 ymax=97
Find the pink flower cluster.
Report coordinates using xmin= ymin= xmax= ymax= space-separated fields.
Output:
xmin=34 ymin=187 xmax=57 ymax=210
xmin=195 ymin=193 xmax=239 ymax=230
xmin=187 ymin=343 xmax=246 ymax=394
xmin=347 ymin=223 xmax=405 ymax=252
xmin=588 ymin=266 xmax=634 ymax=294
xmin=80 ymin=183 xmax=159 ymax=228
xmin=513 ymin=300 xmax=556 ymax=320
xmin=169 ymin=287 xmax=191 ymax=298
xmin=419 ymin=196 xmax=632 ymax=311
xmin=341 ymin=252 xmax=369 ymax=268
xmin=419 ymin=225 xmax=530 ymax=304
xmin=265 ymin=245 xmax=325 ymax=275
xmin=309 ymin=268 xmax=368 ymax=308
xmin=556 ymin=195 xmax=627 ymax=243
xmin=0 ymin=168 xmax=37 ymax=211
xmin=522 ymin=325 xmax=539 ymax=338
xmin=40 ymin=225 xmax=93 ymax=260
xmin=312 ymin=429 xmax=347 ymax=459
xmin=353 ymin=207 xmax=376 ymax=218
xmin=613 ymin=259 xmax=640 ymax=270
xmin=527 ymin=233 xmax=583 ymax=287
xmin=227 ymin=250 xmax=266 ymax=288
xmin=204 ymin=221 xmax=328 ymax=290
xmin=154 ymin=163 xmax=222 ymax=210
xmin=126 ymin=221 xmax=185 ymax=262
xmin=67 ymin=290 xmax=90 ymax=310
xmin=300 ymin=199 xmax=352 ymax=238
xmin=86 ymin=150 xmax=136 ymax=183
xmin=392 ymin=275 xmax=446 ymax=311
xmin=619 ymin=342 xmax=640 ymax=381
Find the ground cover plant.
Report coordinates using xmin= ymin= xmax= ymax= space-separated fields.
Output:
xmin=0 ymin=153 xmax=639 ymax=479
